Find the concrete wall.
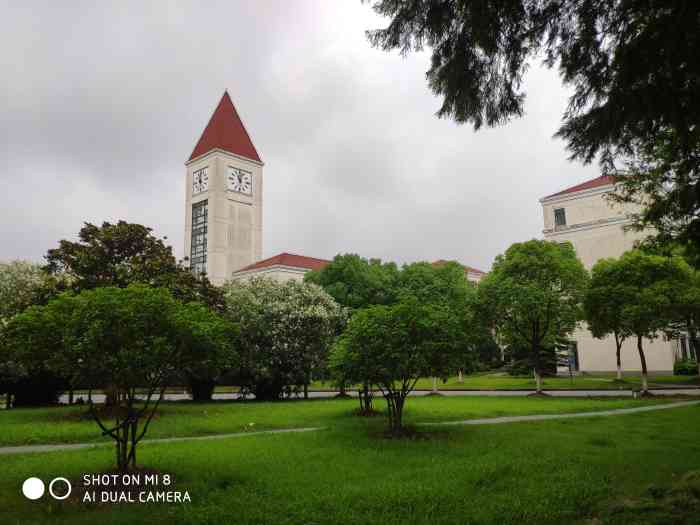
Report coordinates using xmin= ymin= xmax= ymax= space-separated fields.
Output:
xmin=541 ymin=182 xmax=676 ymax=372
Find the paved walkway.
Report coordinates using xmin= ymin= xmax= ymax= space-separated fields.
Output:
xmin=3 ymin=400 xmax=700 ymax=456
xmin=422 ymin=399 xmax=700 ymax=426
xmin=0 ymin=426 xmax=324 ymax=456
xmin=59 ymin=387 xmax=700 ymax=404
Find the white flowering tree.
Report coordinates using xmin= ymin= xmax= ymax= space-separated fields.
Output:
xmin=0 ymin=261 xmax=46 ymax=324
xmin=223 ymin=277 xmax=346 ymax=400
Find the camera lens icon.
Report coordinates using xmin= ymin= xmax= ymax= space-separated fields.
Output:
xmin=22 ymin=477 xmax=45 ymax=500
xmin=22 ymin=477 xmax=72 ymax=500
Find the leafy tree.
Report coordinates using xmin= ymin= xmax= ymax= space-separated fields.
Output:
xmin=44 ymin=221 xmax=224 ymax=311
xmin=365 ymin=1 xmax=700 ymax=163
xmin=174 ymin=302 xmax=239 ymax=402
xmin=330 ymin=298 xmax=462 ymax=435
xmin=606 ymin=251 xmax=691 ymax=393
xmin=224 ymin=277 xmax=345 ymax=401
xmin=398 ymin=261 xmax=480 ymax=388
xmin=610 ymin=130 xmax=700 ymax=258
xmin=6 ymin=285 xmax=231 ymax=470
xmin=305 ymin=253 xmax=399 ymax=308
xmin=584 ymin=258 xmax=631 ymax=380
xmin=306 ymin=254 xmax=398 ymax=408
xmin=0 ymin=261 xmax=45 ymax=324
xmin=477 ymin=240 xmax=589 ymax=393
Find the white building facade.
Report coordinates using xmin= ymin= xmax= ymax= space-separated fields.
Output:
xmin=540 ymin=175 xmax=678 ymax=373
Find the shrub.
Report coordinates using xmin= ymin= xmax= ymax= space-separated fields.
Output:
xmin=674 ymin=359 xmax=698 ymax=376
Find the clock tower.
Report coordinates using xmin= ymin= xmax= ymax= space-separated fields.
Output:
xmin=185 ymin=92 xmax=263 ymax=285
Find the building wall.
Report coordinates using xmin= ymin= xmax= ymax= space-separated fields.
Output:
xmin=184 ymin=149 xmax=263 ymax=285
xmin=541 ymin=184 xmax=675 ymax=373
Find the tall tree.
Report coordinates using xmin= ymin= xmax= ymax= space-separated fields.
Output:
xmin=44 ymin=221 xmax=224 ymax=311
xmin=366 ymin=1 xmax=700 ymax=162
xmin=607 ymin=251 xmax=691 ymax=393
xmin=584 ymin=258 xmax=631 ymax=380
xmin=477 ymin=240 xmax=589 ymax=393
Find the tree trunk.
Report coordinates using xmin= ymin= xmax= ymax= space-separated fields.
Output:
xmin=637 ymin=336 xmax=649 ymax=393
xmin=431 ymin=377 xmax=438 ymax=394
xmin=458 ymin=369 xmax=464 ymax=383
xmin=613 ymin=332 xmax=623 ymax=380
xmin=68 ymin=389 xmax=74 ymax=405
xmin=303 ymin=383 xmax=308 ymax=400
xmin=533 ymin=368 xmax=543 ymax=394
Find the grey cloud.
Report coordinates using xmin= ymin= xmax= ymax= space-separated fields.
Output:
xmin=0 ymin=1 xmax=599 ymax=272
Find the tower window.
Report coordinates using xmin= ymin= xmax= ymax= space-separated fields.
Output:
xmin=554 ymin=208 xmax=567 ymax=227
xmin=190 ymin=200 xmax=208 ymax=276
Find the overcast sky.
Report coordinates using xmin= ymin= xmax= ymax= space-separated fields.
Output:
xmin=0 ymin=1 xmax=599 ymax=272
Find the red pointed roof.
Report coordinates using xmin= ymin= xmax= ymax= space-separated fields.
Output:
xmin=543 ymin=175 xmax=615 ymax=199
xmin=188 ymin=92 xmax=261 ymax=163
xmin=237 ymin=253 xmax=331 ymax=273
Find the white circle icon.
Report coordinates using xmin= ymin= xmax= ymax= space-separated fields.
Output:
xmin=49 ymin=477 xmax=72 ymax=500
xmin=22 ymin=477 xmax=45 ymax=500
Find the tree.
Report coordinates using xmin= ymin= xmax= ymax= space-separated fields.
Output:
xmin=0 ymin=261 xmax=45 ymax=324
xmin=584 ymin=258 xmax=631 ymax=380
xmin=398 ymin=261 xmax=479 ymax=389
xmin=224 ymin=277 xmax=345 ymax=401
xmin=306 ymin=254 xmax=398 ymax=409
xmin=605 ymin=251 xmax=691 ymax=393
xmin=6 ymin=285 xmax=231 ymax=470
xmin=44 ymin=221 xmax=224 ymax=311
xmin=330 ymin=298 xmax=462 ymax=435
xmin=174 ymin=302 xmax=239 ymax=402
xmin=607 ymin=129 xmax=700 ymax=258
xmin=366 ymin=1 xmax=700 ymax=162
xmin=477 ymin=240 xmax=589 ymax=394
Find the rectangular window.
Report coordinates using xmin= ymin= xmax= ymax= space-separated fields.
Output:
xmin=554 ymin=207 xmax=567 ymax=227
xmin=568 ymin=342 xmax=579 ymax=372
xmin=190 ymin=200 xmax=208 ymax=276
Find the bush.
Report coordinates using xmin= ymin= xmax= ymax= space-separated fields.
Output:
xmin=674 ymin=359 xmax=698 ymax=376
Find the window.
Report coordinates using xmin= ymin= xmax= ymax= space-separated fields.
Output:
xmin=190 ymin=200 xmax=208 ymax=276
xmin=554 ymin=207 xmax=567 ymax=227
xmin=568 ymin=342 xmax=579 ymax=372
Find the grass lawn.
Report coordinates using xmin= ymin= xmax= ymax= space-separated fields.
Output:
xmin=310 ymin=371 xmax=700 ymax=391
xmin=1 ymin=396 xmax=699 ymax=524
xmin=0 ymin=396 xmax=675 ymax=447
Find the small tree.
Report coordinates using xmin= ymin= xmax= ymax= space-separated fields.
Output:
xmin=477 ymin=240 xmax=589 ymax=394
xmin=609 ymin=251 xmax=693 ymax=393
xmin=585 ymin=258 xmax=631 ymax=380
xmin=330 ymin=298 xmax=462 ymax=435
xmin=7 ymin=285 xmax=231 ymax=470
xmin=224 ymin=277 xmax=345 ymax=401
xmin=306 ymin=253 xmax=398 ymax=408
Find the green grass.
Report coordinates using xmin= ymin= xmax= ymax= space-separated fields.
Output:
xmin=1 ymin=398 xmax=700 ymax=524
xmin=0 ymin=396 xmax=673 ymax=447
xmin=311 ymin=371 xmax=700 ymax=391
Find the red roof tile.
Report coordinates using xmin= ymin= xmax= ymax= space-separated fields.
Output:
xmin=189 ymin=91 xmax=261 ymax=163
xmin=432 ymin=259 xmax=486 ymax=276
xmin=237 ymin=253 xmax=331 ymax=273
xmin=543 ymin=175 xmax=615 ymax=199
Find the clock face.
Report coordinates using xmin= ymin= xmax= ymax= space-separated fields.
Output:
xmin=227 ymin=167 xmax=252 ymax=195
xmin=192 ymin=167 xmax=209 ymax=194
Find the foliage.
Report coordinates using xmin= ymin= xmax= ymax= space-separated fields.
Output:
xmin=365 ymin=1 xmax=700 ymax=165
xmin=476 ymin=240 xmax=589 ymax=392
xmin=330 ymin=298 xmax=463 ymax=434
xmin=44 ymin=220 xmax=224 ymax=311
xmin=305 ymin=253 xmax=399 ymax=309
xmin=610 ymin=130 xmax=700 ymax=260
xmin=5 ymin=285 xmax=228 ymax=470
xmin=600 ymin=251 xmax=692 ymax=391
xmin=224 ymin=277 xmax=346 ymax=401
xmin=0 ymin=261 xmax=45 ymax=324
xmin=674 ymin=360 xmax=698 ymax=377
